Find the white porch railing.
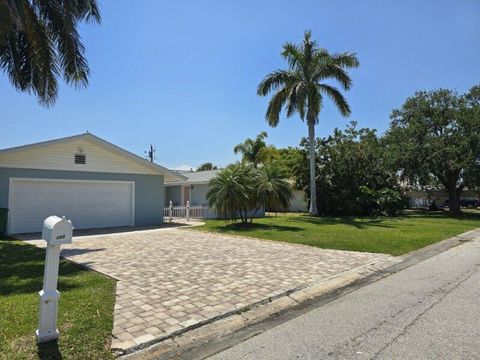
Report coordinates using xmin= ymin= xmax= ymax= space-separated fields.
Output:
xmin=163 ymin=201 xmax=217 ymax=222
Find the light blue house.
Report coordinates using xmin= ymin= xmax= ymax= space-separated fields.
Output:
xmin=0 ymin=133 xmax=185 ymax=234
xmin=165 ymin=170 xmax=219 ymax=207
xmin=164 ymin=169 xmax=265 ymax=219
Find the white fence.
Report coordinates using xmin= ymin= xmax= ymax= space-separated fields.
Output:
xmin=163 ymin=201 xmax=217 ymax=222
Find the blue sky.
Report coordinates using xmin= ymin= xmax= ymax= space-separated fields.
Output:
xmin=1 ymin=0 xmax=479 ymax=169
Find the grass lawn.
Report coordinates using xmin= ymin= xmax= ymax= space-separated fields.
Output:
xmin=0 ymin=239 xmax=116 ymax=360
xmin=197 ymin=210 xmax=480 ymax=256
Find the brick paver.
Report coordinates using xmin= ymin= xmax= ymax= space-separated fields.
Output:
xmin=24 ymin=227 xmax=395 ymax=350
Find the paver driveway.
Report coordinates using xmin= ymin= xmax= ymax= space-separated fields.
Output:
xmin=24 ymin=227 xmax=395 ymax=351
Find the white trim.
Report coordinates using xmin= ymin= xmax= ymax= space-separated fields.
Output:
xmin=166 ymin=180 xmax=211 ymax=186
xmin=8 ymin=177 xmax=135 ymax=233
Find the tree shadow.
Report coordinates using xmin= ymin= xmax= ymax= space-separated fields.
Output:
xmin=286 ymin=215 xmax=395 ymax=229
xmin=14 ymin=222 xmax=191 ymax=241
xmin=402 ymin=209 xmax=480 ymax=221
xmin=37 ymin=340 xmax=63 ymax=360
xmin=0 ymin=240 xmax=85 ymax=296
xmin=215 ymin=222 xmax=303 ymax=232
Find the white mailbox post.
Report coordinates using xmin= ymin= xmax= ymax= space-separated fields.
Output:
xmin=36 ymin=216 xmax=73 ymax=343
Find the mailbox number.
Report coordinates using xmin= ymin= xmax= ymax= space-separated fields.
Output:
xmin=56 ymin=235 xmax=66 ymax=240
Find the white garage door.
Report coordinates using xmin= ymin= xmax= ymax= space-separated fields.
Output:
xmin=8 ymin=178 xmax=134 ymax=234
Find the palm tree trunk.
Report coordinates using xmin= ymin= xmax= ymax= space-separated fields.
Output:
xmin=307 ymin=120 xmax=319 ymax=216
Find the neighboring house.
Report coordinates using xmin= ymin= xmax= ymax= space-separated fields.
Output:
xmin=164 ymin=170 xmax=219 ymax=218
xmin=164 ymin=170 xmax=265 ymax=218
xmin=288 ymin=188 xmax=308 ymax=212
xmin=406 ymin=189 xmax=478 ymax=208
xmin=165 ymin=170 xmax=220 ymax=207
xmin=0 ymin=133 xmax=185 ymax=234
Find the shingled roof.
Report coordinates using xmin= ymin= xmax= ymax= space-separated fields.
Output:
xmin=165 ymin=169 xmax=220 ymax=185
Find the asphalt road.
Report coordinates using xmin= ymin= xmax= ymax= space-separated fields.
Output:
xmin=209 ymin=236 xmax=480 ymax=360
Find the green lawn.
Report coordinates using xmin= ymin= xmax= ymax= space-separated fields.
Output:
xmin=0 ymin=240 xmax=116 ymax=360
xmin=197 ymin=210 xmax=480 ymax=256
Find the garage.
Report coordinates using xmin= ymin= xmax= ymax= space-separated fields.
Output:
xmin=0 ymin=133 xmax=185 ymax=235
xmin=8 ymin=178 xmax=134 ymax=234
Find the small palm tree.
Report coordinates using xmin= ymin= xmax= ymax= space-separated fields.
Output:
xmin=207 ymin=162 xmax=293 ymax=223
xmin=233 ymin=131 xmax=268 ymax=168
xmin=257 ymin=31 xmax=359 ymax=215
xmin=258 ymin=162 xmax=293 ymax=213
xmin=207 ymin=164 xmax=251 ymax=222
xmin=0 ymin=0 xmax=100 ymax=106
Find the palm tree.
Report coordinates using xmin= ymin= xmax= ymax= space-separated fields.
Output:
xmin=197 ymin=162 xmax=218 ymax=171
xmin=206 ymin=163 xmax=254 ymax=223
xmin=258 ymin=162 xmax=293 ymax=213
xmin=0 ymin=0 xmax=100 ymax=106
xmin=257 ymin=31 xmax=359 ymax=215
xmin=233 ymin=131 xmax=268 ymax=168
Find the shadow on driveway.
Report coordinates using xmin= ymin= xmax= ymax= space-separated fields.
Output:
xmin=13 ymin=222 xmax=191 ymax=241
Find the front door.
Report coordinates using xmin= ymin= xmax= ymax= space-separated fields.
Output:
xmin=183 ymin=186 xmax=190 ymax=205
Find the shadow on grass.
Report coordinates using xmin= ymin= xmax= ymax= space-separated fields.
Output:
xmin=398 ymin=209 xmax=480 ymax=222
xmin=213 ymin=222 xmax=303 ymax=233
xmin=285 ymin=209 xmax=480 ymax=229
xmin=0 ymin=240 xmax=85 ymax=296
xmin=286 ymin=215 xmax=396 ymax=229
xmin=37 ymin=340 xmax=62 ymax=360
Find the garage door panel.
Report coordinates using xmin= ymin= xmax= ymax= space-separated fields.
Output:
xmin=9 ymin=179 xmax=134 ymax=234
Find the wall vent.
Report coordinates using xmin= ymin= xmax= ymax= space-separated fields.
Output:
xmin=74 ymin=154 xmax=86 ymax=164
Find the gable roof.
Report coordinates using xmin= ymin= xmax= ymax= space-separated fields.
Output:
xmin=0 ymin=133 xmax=186 ymax=182
xmin=165 ymin=169 xmax=220 ymax=185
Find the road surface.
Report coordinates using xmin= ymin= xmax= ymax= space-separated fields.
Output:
xmin=209 ymin=235 xmax=480 ymax=360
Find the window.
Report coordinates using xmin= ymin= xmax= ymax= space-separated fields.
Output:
xmin=74 ymin=154 xmax=86 ymax=164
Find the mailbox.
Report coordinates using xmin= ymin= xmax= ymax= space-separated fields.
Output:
xmin=36 ymin=215 xmax=74 ymax=343
xmin=42 ymin=216 xmax=73 ymax=245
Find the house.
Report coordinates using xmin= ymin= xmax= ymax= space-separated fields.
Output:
xmin=288 ymin=188 xmax=308 ymax=212
xmin=164 ymin=170 xmax=265 ymax=218
xmin=164 ymin=170 xmax=220 ymax=218
xmin=0 ymin=133 xmax=185 ymax=234
xmin=406 ymin=189 xmax=478 ymax=208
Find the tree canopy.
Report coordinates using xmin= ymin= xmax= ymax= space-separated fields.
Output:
xmin=384 ymin=86 xmax=480 ymax=214
xmin=294 ymin=122 xmax=404 ymax=216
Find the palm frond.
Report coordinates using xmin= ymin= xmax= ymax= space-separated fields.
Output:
xmin=313 ymin=64 xmax=352 ymax=90
xmin=331 ymin=51 xmax=360 ymax=69
xmin=281 ymin=42 xmax=304 ymax=70
xmin=266 ymin=87 xmax=289 ymax=127
xmin=0 ymin=0 xmax=100 ymax=105
xmin=319 ymin=84 xmax=351 ymax=116
xmin=257 ymin=69 xmax=297 ymax=96
xmin=233 ymin=143 xmax=247 ymax=155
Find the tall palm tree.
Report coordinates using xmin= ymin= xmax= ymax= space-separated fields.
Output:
xmin=257 ymin=31 xmax=359 ymax=215
xmin=233 ymin=131 xmax=268 ymax=168
xmin=0 ymin=0 xmax=100 ymax=106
